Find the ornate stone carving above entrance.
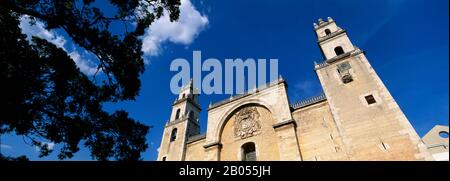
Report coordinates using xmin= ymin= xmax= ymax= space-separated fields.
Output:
xmin=234 ymin=107 xmax=261 ymax=139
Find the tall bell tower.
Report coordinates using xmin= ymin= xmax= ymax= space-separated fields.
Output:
xmin=313 ymin=17 xmax=432 ymax=160
xmin=157 ymin=79 xmax=201 ymax=161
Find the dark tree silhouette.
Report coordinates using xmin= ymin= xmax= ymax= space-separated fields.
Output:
xmin=0 ymin=0 xmax=180 ymax=160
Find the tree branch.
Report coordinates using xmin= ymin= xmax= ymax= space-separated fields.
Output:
xmin=1 ymin=1 xmax=51 ymax=21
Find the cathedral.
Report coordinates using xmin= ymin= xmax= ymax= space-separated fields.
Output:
xmin=157 ymin=17 xmax=433 ymax=161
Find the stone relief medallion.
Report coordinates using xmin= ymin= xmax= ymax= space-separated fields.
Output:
xmin=234 ymin=107 xmax=262 ymax=139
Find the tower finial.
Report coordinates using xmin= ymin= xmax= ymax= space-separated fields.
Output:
xmin=327 ymin=17 xmax=333 ymax=22
xmin=318 ymin=18 xmax=324 ymax=24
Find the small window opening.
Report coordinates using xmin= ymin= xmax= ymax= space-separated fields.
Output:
xmin=334 ymin=46 xmax=345 ymax=56
xmin=175 ymin=109 xmax=180 ymax=119
xmin=241 ymin=142 xmax=256 ymax=161
xmin=365 ymin=95 xmax=376 ymax=105
xmin=170 ymin=128 xmax=177 ymax=142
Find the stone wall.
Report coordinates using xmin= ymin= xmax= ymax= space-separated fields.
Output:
xmin=292 ymin=101 xmax=348 ymax=160
xmin=184 ymin=138 xmax=206 ymax=161
xmin=315 ymin=53 xmax=432 ymax=160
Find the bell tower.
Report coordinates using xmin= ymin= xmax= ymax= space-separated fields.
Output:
xmin=157 ymin=79 xmax=201 ymax=161
xmin=313 ymin=17 xmax=432 ymax=160
xmin=314 ymin=17 xmax=356 ymax=60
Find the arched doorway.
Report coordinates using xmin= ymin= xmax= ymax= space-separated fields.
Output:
xmin=241 ymin=142 xmax=256 ymax=161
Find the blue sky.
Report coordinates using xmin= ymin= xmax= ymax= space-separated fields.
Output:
xmin=1 ymin=0 xmax=448 ymax=161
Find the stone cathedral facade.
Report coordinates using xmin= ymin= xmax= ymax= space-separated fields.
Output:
xmin=157 ymin=18 xmax=433 ymax=161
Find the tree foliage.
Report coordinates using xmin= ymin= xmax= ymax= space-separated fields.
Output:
xmin=0 ymin=0 xmax=180 ymax=160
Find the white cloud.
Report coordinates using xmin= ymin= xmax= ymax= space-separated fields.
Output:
xmin=142 ymin=0 xmax=208 ymax=56
xmin=19 ymin=15 xmax=98 ymax=76
xmin=47 ymin=142 xmax=55 ymax=150
xmin=0 ymin=144 xmax=12 ymax=150
xmin=34 ymin=142 xmax=55 ymax=152
xmin=19 ymin=15 xmax=67 ymax=49
xmin=69 ymin=51 xmax=99 ymax=75
xmin=18 ymin=1 xmax=208 ymax=70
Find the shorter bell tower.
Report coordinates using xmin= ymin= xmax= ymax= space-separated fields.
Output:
xmin=157 ymin=79 xmax=201 ymax=161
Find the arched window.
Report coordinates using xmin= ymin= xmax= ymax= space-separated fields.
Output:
xmin=170 ymin=128 xmax=177 ymax=142
xmin=241 ymin=142 xmax=256 ymax=161
xmin=175 ymin=109 xmax=180 ymax=119
xmin=324 ymin=29 xmax=331 ymax=35
xmin=439 ymin=131 xmax=449 ymax=138
xmin=188 ymin=111 xmax=194 ymax=119
xmin=334 ymin=46 xmax=345 ymax=56
xmin=182 ymin=93 xmax=185 ymax=98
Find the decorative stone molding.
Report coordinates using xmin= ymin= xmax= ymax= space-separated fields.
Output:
xmin=203 ymin=142 xmax=222 ymax=149
xmin=290 ymin=93 xmax=327 ymax=110
xmin=318 ymin=29 xmax=346 ymax=43
xmin=186 ymin=134 xmax=206 ymax=144
xmin=165 ymin=114 xmax=200 ymax=128
xmin=234 ymin=107 xmax=262 ymax=139
xmin=314 ymin=48 xmax=365 ymax=70
xmin=208 ymin=77 xmax=285 ymax=110
xmin=172 ymin=97 xmax=202 ymax=111
xmin=314 ymin=18 xmax=334 ymax=30
xmin=272 ymin=119 xmax=297 ymax=129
